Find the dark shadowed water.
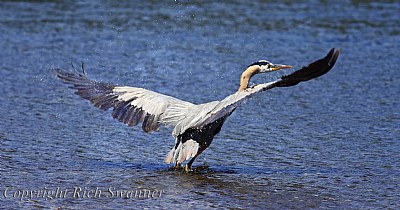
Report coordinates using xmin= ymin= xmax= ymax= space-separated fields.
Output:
xmin=1 ymin=1 xmax=399 ymax=209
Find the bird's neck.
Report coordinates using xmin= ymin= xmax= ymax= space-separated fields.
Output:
xmin=238 ymin=65 xmax=260 ymax=92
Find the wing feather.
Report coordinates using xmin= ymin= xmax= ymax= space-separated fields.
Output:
xmin=55 ymin=69 xmax=195 ymax=132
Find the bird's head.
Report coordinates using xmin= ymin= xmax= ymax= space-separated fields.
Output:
xmin=238 ymin=60 xmax=292 ymax=91
xmin=248 ymin=60 xmax=292 ymax=73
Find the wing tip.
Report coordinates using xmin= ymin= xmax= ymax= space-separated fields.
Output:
xmin=53 ymin=61 xmax=88 ymax=80
xmin=327 ymin=48 xmax=340 ymax=68
xmin=53 ymin=68 xmax=67 ymax=78
xmin=276 ymin=48 xmax=340 ymax=87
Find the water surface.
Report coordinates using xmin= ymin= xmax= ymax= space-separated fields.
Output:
xmin=0 ymin=1 xmax=399 ymax=209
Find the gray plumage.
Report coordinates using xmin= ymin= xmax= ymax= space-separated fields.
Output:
xmin=55 ymin=48 xmax=339 ymax=170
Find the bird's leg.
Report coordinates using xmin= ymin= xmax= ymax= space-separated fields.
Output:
xmin=185 ymin=147 xmax=206 ymax=173
xmin=185 ymin=158 xmax=195 ymax=172
xmin=174 ymin=163 xmax=183 ymax=170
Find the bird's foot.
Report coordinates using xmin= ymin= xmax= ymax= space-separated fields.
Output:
xmin=185 ymin=164 xmax=193 ymax=173
xmin=170 ymin=163 xmax=183 ymax=171
xmin=168 ymin=163 xmax=193 ymax=173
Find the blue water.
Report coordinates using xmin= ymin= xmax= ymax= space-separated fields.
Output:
xmin=0 ymin=1 xmax=399 ymax=209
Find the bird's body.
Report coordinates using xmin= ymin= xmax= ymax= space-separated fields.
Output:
xmin=55 ymin=48 xmax=339 ymax=172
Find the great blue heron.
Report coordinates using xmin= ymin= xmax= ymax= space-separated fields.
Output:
xmin=55 ymin=48 xmax=339 ymax=172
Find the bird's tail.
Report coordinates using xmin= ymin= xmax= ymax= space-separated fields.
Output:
xmin=165 ymin=139 xmax=199 ymax=164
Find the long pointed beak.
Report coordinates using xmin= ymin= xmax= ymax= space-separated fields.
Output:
xmin=271 ymin=64 xmax=292 ymax=71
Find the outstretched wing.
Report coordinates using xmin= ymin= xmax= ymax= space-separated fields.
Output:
xmin=198 ymin=48 xmax=340 ymax=127
xmin=55 ymin=68 xmax=194 ymax=132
